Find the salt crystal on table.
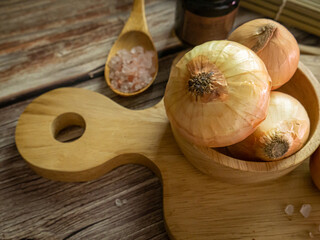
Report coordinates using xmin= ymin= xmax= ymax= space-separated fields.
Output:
xmin=115 ymin=199 xmax=123 ymax=207
xmin=309 ymin=232 xmax=314 ymax=238
xmin=300 ymin=204 xmax=312 ymax=218
xmin=284 ymin=204 xmax=294 ymax=216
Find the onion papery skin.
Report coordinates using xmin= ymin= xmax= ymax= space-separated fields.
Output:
xmin=164 ymin=40 xmax=271 ymax=148
xmin=228 ymin=18 xmax=300 ymax=90
xmin=228 ymin=91 xmax=310 ymax=161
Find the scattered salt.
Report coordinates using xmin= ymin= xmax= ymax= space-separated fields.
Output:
xmin=108 ymin=46 xmax=156 ymax=93
xmin=115 ymin=198 xmax=127 ymax=207
xmin=115 ymin=198 xmax=123 ymax=207
xmin=309 ymin=232 xmax=314 ymax=238
xmin=300 ymin=204 xmax=312 ymax=218
xmin=284 ymin=204 xmax=294 ymax=216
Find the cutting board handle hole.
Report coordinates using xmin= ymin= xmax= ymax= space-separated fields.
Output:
xmin=52 ymin=112 xmax=86 ymax=143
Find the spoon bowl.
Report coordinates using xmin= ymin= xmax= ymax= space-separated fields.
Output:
xmin=105 ymin=0 xmax=158 ymax=97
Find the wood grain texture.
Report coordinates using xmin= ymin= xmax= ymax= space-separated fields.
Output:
xmin=14 ymin=61 xmax=320 ymax=184
xmin=11 ymin=86 xmax=320 ymax=239
xmin=1 ymin=2 xmax=320 ymax=106
xmin=0 ymin=53 xmax=176 ymax=240
xmin=1 ymin=1 xmax=320 ymax=238
xmin=240 ymin=0 xmax=320 ymax=36
xmin=0 ymin=0 xmax=179 ymax=104
xmin=1 ymin=53 xmax=320 ymax=239
xmin=13 ymin=62 xmax=320 ymax=239
xmin=173 ymin=62 xmax=320 ymax=184
xmin=0 ymin=158 xmax=167 ymax=240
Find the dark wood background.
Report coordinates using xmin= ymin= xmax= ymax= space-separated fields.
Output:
xmin=1 ymin=0 xmax=320 ymax=239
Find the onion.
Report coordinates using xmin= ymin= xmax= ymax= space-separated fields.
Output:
xmin=228 ymin=18 xmax=300 ymax=90
xmin=310 ymin=147 xmax=320 ymax=190
xmin=228 ymin=91 xmax=310 ymax=161
xmin=164 ymin=40 xmax=271 ymax=148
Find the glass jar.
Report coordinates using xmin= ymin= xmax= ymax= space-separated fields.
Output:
xmin=175 ymin=0 xmax=240 ymax=46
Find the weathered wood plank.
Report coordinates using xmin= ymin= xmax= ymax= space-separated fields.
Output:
xmin=0 ymin=53 xmax=177 ymax=240
xmin=1 ymin=1 xmax=320 ymax=107
xmin=0 ymin=157 xmax=167 ymax=240
xmin=0 ymin=0 xmax=180 ymax=104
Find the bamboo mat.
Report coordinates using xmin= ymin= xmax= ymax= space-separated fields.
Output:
xmin=240 ymin=0 xmax=320 ymax=37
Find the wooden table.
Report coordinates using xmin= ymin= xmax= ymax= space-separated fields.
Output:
xmin=1 ymin=1 xmax=320 ymax=239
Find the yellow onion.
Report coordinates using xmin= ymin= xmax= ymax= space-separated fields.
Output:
xmin=164 ymin=40 xmax=271 ymax=148
xmin=228 ymin=91 xmax=310 ymax=161
xmin=228 ymin=18 xmax=300 ymax=90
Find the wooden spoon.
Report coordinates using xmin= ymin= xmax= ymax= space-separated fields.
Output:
xmin=104 ymin=0 xmax=158 ymax=97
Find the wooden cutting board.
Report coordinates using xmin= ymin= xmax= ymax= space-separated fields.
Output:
xmin=15 ymin=87 xmax=320 ymax=239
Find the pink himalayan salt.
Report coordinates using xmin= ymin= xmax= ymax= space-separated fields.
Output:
xmin=114 ymin=198 xmax=127 ymax=207
xmin=115 ymin=198 xmax=123 ymax=207
xmin=300 ymin=204 xmax=312 ymax=218
xmin=284 ymin=204 xmax=294 ymax=216
xmin=108 ymin=46 xmax=156 ymax=93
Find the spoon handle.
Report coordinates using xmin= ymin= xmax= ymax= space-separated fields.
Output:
xmin=122 ymin=0 xmax=148 ymax=34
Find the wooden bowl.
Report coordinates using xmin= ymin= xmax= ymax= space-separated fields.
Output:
xmin=172 ymin=62 xmax=320 ymax=184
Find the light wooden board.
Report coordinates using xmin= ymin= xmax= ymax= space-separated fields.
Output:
xmin=15 ymin=86 xmax=320 ymax=240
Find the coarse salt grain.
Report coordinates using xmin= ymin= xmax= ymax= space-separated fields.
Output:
xmin=115 ymin=198 xmax=123 ymax=207
xmin=284 ymin=204 xmax=294 ymax=216
xmin=108 ymin=46 xmax=156 ymax=93
xmin=300 ymin=204 xmax=312 ymax=218
xmin=309 ymin=232 xmax=314 ymax=238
